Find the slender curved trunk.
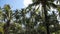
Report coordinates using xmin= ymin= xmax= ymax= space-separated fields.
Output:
xmin=42 ymin=1 xmax=50 ymax=34
xmin=3 ymin=20 xmax=10 ymax=34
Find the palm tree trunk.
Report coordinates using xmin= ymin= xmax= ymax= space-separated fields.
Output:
xmin=3 ymin=20 xmax=10 ymax=34
xmin=42 ymin=1 xmax=50 ymax=34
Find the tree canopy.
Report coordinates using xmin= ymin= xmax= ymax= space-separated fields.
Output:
xmin=0 ymin=0 xmax=60 ymax=34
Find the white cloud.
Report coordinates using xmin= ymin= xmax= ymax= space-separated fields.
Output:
xmin=23 ymin=0 xmax=32 ymax=7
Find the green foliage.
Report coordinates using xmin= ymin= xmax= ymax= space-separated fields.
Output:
xmin=0 ymin=0 xmax=60 ymax=34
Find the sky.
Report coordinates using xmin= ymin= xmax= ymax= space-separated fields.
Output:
xmin=0 ymin=0 xmax=32 ymax=10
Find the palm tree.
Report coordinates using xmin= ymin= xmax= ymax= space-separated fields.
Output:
xmin=0 ymin=7 xmax=3 ymax=22
xmin=26 ymin=0 xmax=58 ymax=34
xmin=3 ymin=4 xmax=12 ymax=34
xmin=14 ymin=9 xmax=20 ymax=23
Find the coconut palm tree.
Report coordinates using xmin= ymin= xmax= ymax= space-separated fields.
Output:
xmin=26 ymin=0 xmax=58 ymax=34
xmin=3 ymin=4 xmax=13 ymax=34
xmin=0 ymin=7 xmax=3 ymax=22
xmin=14 ymin=9 xmax=20 ymax=23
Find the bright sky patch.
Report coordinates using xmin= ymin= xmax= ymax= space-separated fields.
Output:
xmin=23 ymin=0 xmax=32 ymax=7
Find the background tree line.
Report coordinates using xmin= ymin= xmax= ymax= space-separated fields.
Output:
xmin=0 ymin=0 xmax=60 ymax=34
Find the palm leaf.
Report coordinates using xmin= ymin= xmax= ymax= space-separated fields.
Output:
xmin=48 ymin=2 xmax=57 ymax=8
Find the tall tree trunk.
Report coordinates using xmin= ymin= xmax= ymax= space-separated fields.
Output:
xmin=3 ymin=20 xmax=10 ymax=34
xmin=42 ymin=1 xmax=50 ymax=34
